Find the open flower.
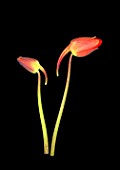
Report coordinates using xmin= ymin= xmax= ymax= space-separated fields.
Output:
xmin=17 ymin=56 xmax=49 ymax=154
xmin=50 ymin=36 xmax=102 ymax=156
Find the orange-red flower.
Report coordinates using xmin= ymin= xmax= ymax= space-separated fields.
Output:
xmin=17 ymin=56 xmax=49 ymax=154
xmin=56 ymin=36 xmax=102 ymax=76
xmin=17 ymin=56 xmax=40 ymax=74
xmin=17 ymin=56 xmax=48 ymax=85
xmin=50 ymin=36 xmax=102 ymax=156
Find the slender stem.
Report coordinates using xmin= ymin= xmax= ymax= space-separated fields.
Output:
xmin=37 ymin=71 xmax=49 ymax=154
xmin=50 ymin=54 xmax=73 ymax=156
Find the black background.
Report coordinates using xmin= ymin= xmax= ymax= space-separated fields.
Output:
xmin=15 ymin=1 xmax=114 ymax=165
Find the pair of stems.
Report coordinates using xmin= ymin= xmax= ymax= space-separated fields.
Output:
xmin=37 ymin=54 xmax=72 ymax=156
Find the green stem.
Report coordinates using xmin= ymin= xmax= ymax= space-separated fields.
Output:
xmin=50 ymin=54 xmax=73 ymax=156
xmin=37 ymin=71 xmax=49 ymax=154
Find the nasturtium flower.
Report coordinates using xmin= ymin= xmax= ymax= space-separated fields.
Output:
xmin=17 ymin=56 xmax=49 ymax=154
xmin=51 ymin=36 xmax=102 ymax=156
